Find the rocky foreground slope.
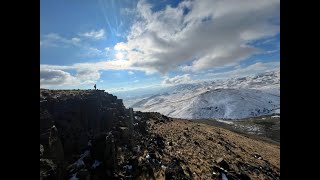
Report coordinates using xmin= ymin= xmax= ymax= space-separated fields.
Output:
xmin=40 ymin=89 xmax=279 ymax=180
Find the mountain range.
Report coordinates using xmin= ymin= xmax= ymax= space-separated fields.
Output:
xmin=126 ymin=70 xmax=280 ymax=119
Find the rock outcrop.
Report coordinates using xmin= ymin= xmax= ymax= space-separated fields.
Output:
xmin=40 ymin=89 xmax=132 ymax=179
xmin=40 ymin=89 xmax=280 ymax=180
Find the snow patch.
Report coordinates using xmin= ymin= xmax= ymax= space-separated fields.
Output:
xmin=129 ymin=70 xmax=280 ymax=120
xmin=92 ymin=160 xmax=101 ymax=169
xmin=69 ymin=173 xmax=78 ymax=180
xmin=216 ymin=119 xmax=234 ymax=125
xmin=221 ymin=172 xmax=228 ymax=180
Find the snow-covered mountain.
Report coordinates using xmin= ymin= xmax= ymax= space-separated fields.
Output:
xmin=127 ymin=70 xmax=280 ymax=119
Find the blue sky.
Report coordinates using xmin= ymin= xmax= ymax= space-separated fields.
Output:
xmin=40 ymin=0 xmax=280 ymax=95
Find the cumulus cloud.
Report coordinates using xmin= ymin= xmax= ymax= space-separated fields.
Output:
xmin=114 ymin=0 xmax=279 ymax=73
xmin=40 ymin=60 xmax=143 ymax=88
xmin=40 ymin=69 xmax=75 ymax=86
xmin=80 ymin=29 xmax=105 ymax=39
xmin=162 ymin=74 xmax=192 ymax=85
xmin=115 ymin=52 xmax=125 ymax=60
xmin=40 ymin=67 xmax=100 ymax=88
xmin=40 ymin=0 xmax=280 ymax=89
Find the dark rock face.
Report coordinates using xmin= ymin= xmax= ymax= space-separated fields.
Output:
xmin=48 ymin=125 xmax=64 ymax=163
xmin=40 ymin=90 xmax=131 ymax=180
xmin=41 ymin=90 xmax=123 ymax=157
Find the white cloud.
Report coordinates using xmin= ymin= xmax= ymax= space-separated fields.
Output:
xmin=128 ymin=71 xmax=134 ymax=75
xmin=40 ymin=67 xmax=101 ymax=88
xmin=134 ymin=80 xmax=139 ymax=83
xmin=80 ymin=29 xmax=105 ymax=40
xmin=202 ymin=61 xmax=279 ymax=80
xmin=41 ymin=34 xmax=84 ymax=48
xmin=159 ymin=61 xmax=279 ymax=86
xmin=113 ymin=0 xmax=279 ymax=73
xmin=40 ymin=69 xmax=75 ymax=86
xmin=40 ymin=60 xmax=143 ymax=88
xmin=40 ymin=0 xmax=280 ymax=89
xmin=115 ymin=52 xmax=125 ymax=60
xmin=162 ymin=74 xmax=192 ymax=85
xmin=71 ymin=37 xmax=81 ymax=43
xmin=40 ymin=33 xmax=79 ymax=47
xmin=264 ymin=49 xmax=279 ymax=54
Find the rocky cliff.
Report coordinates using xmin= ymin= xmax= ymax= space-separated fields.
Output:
xmin=40 ymin=89 xmax=280 ymax=180
xmin=40 ymin=89 xmax=133 ymax=179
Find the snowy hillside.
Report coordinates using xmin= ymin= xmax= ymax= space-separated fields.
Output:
xmin=128 ymin=70 xmax=280 ymax=119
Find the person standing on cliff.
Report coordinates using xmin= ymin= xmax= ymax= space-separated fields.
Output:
xmin=94 ymin=84 xmax=96 ymax=90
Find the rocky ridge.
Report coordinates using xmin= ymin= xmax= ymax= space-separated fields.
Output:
xmin=40 ymin=89 xmax=279 ymax=180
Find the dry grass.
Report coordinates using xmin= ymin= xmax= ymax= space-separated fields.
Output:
xmin=149 ymin=119 xmax=280 ymax=179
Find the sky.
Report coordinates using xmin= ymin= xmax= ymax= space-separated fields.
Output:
xmin=40 ymin=0 xmax=280 ymax=95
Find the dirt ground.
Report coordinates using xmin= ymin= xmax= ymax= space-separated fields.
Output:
xmin=148 ymin=118 xmax=280 ymax=179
